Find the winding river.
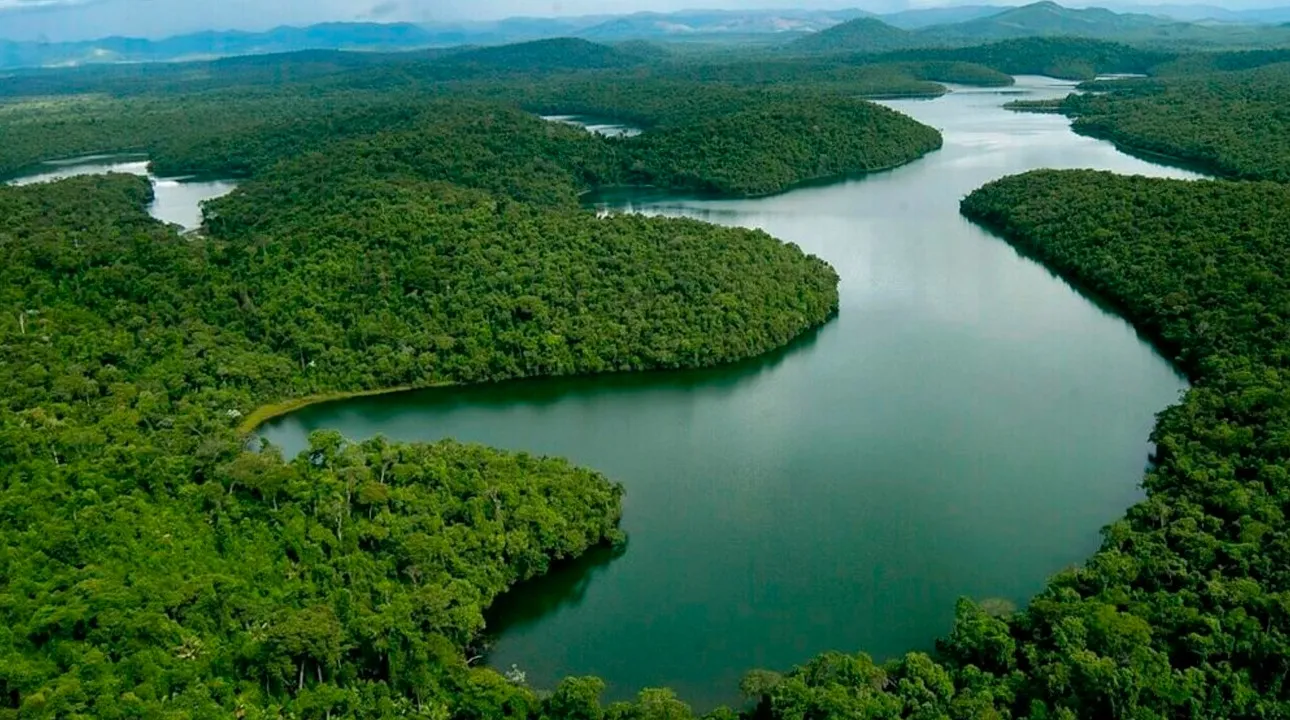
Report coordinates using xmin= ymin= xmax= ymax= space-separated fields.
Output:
xmin=259 ymin=76 xmax=1202 ymax=709
xmin=8 ymin=154 xmax=236 ymax=229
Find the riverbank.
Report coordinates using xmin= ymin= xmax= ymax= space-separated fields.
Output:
xmin=257 ymin=75 xmax=1200 ymax=709
xmin=578 ymin=148 xmax=943 ymax=206
xmin=1003 ymin=101 xmax=1227 ymax=177
xmin=240 ymin=310 xmax=842 ymax=435
xmin=237 ymin=384 xmax=426 ymax=433
xmin=1070 ymin=124 xmax=1232 ymax=179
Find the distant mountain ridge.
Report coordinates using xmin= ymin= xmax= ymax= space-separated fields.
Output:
xmin=576 ymin=9 xmax=872 ymax=40
xmin=788 ymin=1 xmax=1290 ymax=54
xmin=920 ymin=1 xmax=1172 ymax=42
xmin=0 ymin=23 xmax=443 ymax=69
xmin=5 ymin=3 xmax=1290 ymax=71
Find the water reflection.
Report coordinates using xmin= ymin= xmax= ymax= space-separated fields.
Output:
xmin=7 ymin=154 xmax=237 ymax=229
xmin=541 ymin=114 xmax=643 ymax=138
xmin=260 ymin=76 xmax=1197 ymax=710
xmin=485 ymin=545 xmax=627 ymax=639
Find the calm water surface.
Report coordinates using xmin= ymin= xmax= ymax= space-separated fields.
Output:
xmin=542 ymin=114 xmax=643 ymax=137
xmin=8 ymin=155 xmax=237 ymax=229
xmin=262 ymin=77 xmax=1202 ymax=708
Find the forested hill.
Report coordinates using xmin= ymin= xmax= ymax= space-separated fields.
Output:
xmin=919 ymin=1 xmax=1169 ymax=43
xmin=1057 ymin=64 xmax=1290 ymax=181
xmin=0 ymin=71 xmax=943 ymax=198
xmin=0 ymin=160 xmax=840 ymax=717
xmin=789 ymin=17 xmax=917 ymax=54
xmin=409 ymin=38 xmax=649 ymax=80
xmin=872 ymin=37 xmax=1168 ymax=81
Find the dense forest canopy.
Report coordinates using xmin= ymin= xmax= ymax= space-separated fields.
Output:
xmin=8 ymin=24 xmax=1290 ymax=720
xmin=0 ymin=40 xmax=947 ymax=197
xmin=953 ymin=170 xmax=1290 ymax=717
xmin=0 ymin=156 xmax=839 ymax=717
xmin=1053 ymin=63 xmax=1290 ymax=181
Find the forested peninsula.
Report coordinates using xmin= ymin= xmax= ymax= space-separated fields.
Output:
xmin=1008 ymin=62 xmax=1290 ymax=181
xmin=0 ymin=164 xmax=839 ymax=718
xmin=7 ymin=28 xmax=1290 ymax=720
xmin=0 ymin=38 xmax=922 ymax=720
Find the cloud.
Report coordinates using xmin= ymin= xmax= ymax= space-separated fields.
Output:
xmin=0 ymin=0 xmax=94 ymax=8
xmin=364 ymin=0 xmax=401 ymax=19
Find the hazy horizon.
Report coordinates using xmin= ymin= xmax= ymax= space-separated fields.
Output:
xmin=1 ymin=0 xmax=1287 ymax=42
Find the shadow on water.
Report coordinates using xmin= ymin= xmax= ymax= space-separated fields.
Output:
xmin=272 ymin=320 xmax=832 ymax=430
xmin=583 ymin=161 xmax=917 ymax=208
xmin=484 ymin=543 xmax=628 ymax=640
xmin=1077 ymin=136 xmax=1225 ymax=179
xmin=971 ymin=220 xmax=1189 ymax=382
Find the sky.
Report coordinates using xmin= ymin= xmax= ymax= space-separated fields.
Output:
xmin=0 ymin=0 xmax=1285 ymax=42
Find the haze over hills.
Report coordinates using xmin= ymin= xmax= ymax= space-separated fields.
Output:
xmin=792 ymin=2 xmax=1290 ymax=54
xmin=790 ymin=17 xmax=918 ymax=52
xmin=5 ymin=2 xmax=1290 ymax=70
xmin=921 ymin=1 xmax=1173 ymax=41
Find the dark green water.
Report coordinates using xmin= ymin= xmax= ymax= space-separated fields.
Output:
xmin=259 ymin=77 xmax=1201 ymax=709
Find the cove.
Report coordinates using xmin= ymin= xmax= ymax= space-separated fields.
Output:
xmin=7 ymin=154 xmax=237 ymax=229
xmin=258 ymin=76 xmax=1203 ymax=709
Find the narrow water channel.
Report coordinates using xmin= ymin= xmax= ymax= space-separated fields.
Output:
xmin=541 ymin=114 xmax=643 ymax=137
xmin=8 ymin=154 xmax=236 ymax=229
xmin=259 ymin=76 xmax=1203 ymax=709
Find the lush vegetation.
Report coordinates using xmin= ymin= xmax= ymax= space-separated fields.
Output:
xmin=789 ymin=18 xmax=917 ymax=54
xmin=931 ymin=169 xmax=1290 ymax=718
xmin=12 ymin=23 xmax=1290 ymax=720
xmin=1058 ymin=64 xmax=1290 ymax=181
xmin=0 ymin=43 xmax=945 ymax=197
xmin=874 ymin=37 xmax=1169 ymax=81
xmin=0 ymin=133 xmax=839 ymax=716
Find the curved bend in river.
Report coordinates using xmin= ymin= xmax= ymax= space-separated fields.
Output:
xmin=8 ymin=154 xmax=236 ymax=229
xmin=260 ymin=76 xmax=1204 ymax=709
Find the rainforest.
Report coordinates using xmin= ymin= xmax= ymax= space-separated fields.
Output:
xmin=3 ymin=22 xmax=1290 ymax=720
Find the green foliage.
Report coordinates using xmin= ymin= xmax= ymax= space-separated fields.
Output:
xmin=953 ymin=169 xmax=1290 ymax=718
xmin=0 ymin=60 xmax=943 ymax=199
xmin=620 ymin=95 xmax=941 ymax=196
xmin=788 ymin=18 xmax=918 ymax=54
xmin=1061 ymin=63 xmax=1290 ymax=181
xmin=18 ymin=27 xmax=1290 ymax=720
xmin=876 ymin=37 xmax=1169 ymax=80
xmin=0 ymin=71 xmax=842 ymax=712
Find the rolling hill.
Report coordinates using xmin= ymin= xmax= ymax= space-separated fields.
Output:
xmin=880 ymin=6 xmax=1012 ymax=30
xmin=8 ymin=3 xmax=1290 ymax=72
xmin=919 ymin=1 xmax=1171 ymax=42
xmin=425 ymin=38 xmax=644 ymax=75
xmin=789 ymin=18 xmax=919 ymax=54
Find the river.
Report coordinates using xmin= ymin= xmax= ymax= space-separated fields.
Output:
xmin=7 ymin=154 xmax=236 ymax=229
xmin=542 ymin=114 xmax=643 ymax=137
xmin=259 ymin=76 xmax=1203 ymax=709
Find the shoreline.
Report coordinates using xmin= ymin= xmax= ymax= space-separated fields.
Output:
xmin=238 ymin=384 xmax=428 ymax=433
xmin=240 ymin=311 xmax=839 ymax=435
xmin=578 ymin=145 xmax=943 ymax=205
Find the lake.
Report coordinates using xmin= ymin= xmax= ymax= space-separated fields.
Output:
xmin=8 ymin=154 xmax=237 ymax=229
xmin=259 ymin=76 xmax=1203 ymax=709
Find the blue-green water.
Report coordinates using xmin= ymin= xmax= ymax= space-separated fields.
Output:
xmin=260 ymin=77 xmax=1201 ymax=709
